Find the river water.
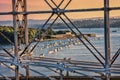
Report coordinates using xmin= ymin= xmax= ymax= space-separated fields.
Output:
xmin=33 ymin=28 xmax=120 ymax=61
xmin=0 ymin=28 xmax=120 ymax=77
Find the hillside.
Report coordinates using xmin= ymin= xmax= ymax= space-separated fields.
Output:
xmin=0 ymin=26 xmax=68 ymax=45
xmin=0 ymin=17 xmax=120 ymax=29
xmin=52 ymin=17 xmax=120 ymax=29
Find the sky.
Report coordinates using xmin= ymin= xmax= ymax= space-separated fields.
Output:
xmin=0 ymin=0 xmax=120 ymax=21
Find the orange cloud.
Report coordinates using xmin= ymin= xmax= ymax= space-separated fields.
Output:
xmin=0 ymin=0 xmax=11 ymax=4
xmin=0 ymin=0 xmax=120 ymax=21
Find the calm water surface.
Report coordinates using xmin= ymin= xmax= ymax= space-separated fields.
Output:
xmin=0 ymin=28 xmax=120 ymax=77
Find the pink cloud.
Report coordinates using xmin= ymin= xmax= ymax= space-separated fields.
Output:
xmin=0 ymin=0 xmax=12 ymax=12
xmin=0 ymin=0 xmax=11 ymax=4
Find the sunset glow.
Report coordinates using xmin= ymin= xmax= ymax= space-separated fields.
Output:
xmin=0 ymin=0 xmax=120 ymax=20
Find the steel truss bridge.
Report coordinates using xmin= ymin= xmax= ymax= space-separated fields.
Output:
xmin=0 ymin=0 xmax=120 ymax=80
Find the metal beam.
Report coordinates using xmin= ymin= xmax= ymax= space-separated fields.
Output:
xmin=110 ymin=48 xmax=120 ymax=66
xmin=12 ymin=0 xmax=19 ymax=80
xmin=63 ymin=13 xmax=105 ymax=61
xmin=22 ymin=0 xmax=29 ymax=79
xmin=20 ymin=13 xmax=54 ymax=56
xmin=104 ymin=0 xmax=111 ymax=80
xmin=0 ymin=7 xmax=120 ymax=15
xmin=0 ymin=11 xmax=52 ymax=15
xmin=58 ymin=14 xmax=104 ymax=66
xmin=0 ymin=0 xmax=120 ymax=79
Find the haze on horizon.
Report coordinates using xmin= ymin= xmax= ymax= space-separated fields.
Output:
xmin=0 ymin=0 xmax=120 ymax=21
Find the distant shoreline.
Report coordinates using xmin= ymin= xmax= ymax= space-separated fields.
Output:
xmin=1 ymin=17 xmax=120 ymax=28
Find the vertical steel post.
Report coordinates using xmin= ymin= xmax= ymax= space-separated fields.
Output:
xmin=24 ymin=0 xmax=28 ymax=46
xmin=12 ymin=0 xmax=19 ymax=80
xmin=104 ymin=0 xmax=111 ymax=80
xmin=23 ymin=0 xmax=29 ymax=79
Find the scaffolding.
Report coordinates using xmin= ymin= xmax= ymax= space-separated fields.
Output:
xmin=0 ymin=0 xmax=120 ymax=80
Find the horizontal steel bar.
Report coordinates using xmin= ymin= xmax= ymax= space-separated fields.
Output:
xmin=25 ymin=10 xmax=52 ymax=14
xmin=0 ymin=7 xmax=120 ymax=15
xmin=0 ymin=12 xmax=12 ymax=15
xmin=65 ymin=7 xmax=120 ymax=13
xmin=32 ymin=57 xmax=102 ymax=66
xmin=0 ymin=10 xmax=52 ymax=15
xmin=65 ymin=8 xmax=104 ymax=12
xmin=30 ymin=63 xmax=99 ymax=75
xmin=110 ymin=7 xmax=120 ymax=10
xmin=71 ymin=67 xmax=105 ymax=72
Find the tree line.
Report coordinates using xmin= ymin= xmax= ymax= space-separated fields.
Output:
xmin=0 ymin=26 xmax=69 ymax=45
xmin=52 ymin=17 xmax=120 ymax=29
xmin=0 ymin=26 xmax=56 ymax=45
